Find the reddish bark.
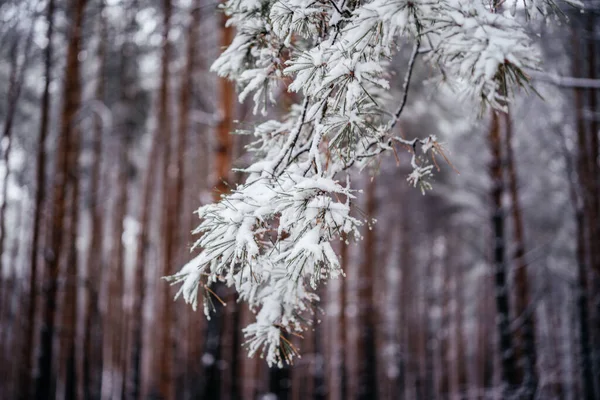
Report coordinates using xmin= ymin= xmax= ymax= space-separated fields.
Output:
xmin=20 ymin=1 xmax=55 ymax=397
xmin=504 ymin=111 xmax=538 ymax=398
xmin=35 ymin=0 xmax=87 ymax=398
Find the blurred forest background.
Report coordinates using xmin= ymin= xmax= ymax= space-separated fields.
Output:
xmin=0 ymin=0 xmax=599 ymax=399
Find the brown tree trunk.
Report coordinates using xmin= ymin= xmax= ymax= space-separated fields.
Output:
xmin=584 ymin=14 xmax=600 ymax=393
xmin=0 ymin=42 xmax=19 ymax=322
xmin=451 ymin=242 xmax=467 ymax=398
xmin=154 ymin=0 xmax=174 ymax=398
xmin=0 ymin=37 xmax=21 ymax=398
xmin=2 ymin=196 xmax=24 ymax=398
xmin=504 ymin=111 xmax=538 ymax=398
xmin=489 ymin=110 xmax=517 ymax=398
xmin=214 ymin=9 xmax=234 ymax=195
xmin=82 ymin=4 xmax=106 ymax=399
xmin=200 ymin=7 xmax=235 ymax=399
xmin=107 ymin=117 xmax=129 ymax=400
xmin=0 ymin=22 xmax=35 ymax=355
xmin=114 ymin=4 xmax=141 ymax=399
xmin=339 ymin=236 xmax=348 ymax=400
xmin=123 ymin=4 xmax=161 ymax=399
xmin=35 ymin=0 xmax=87 ymax=398
xmin=571 ymin=29 xmax=597 ymax=399
xmin=58 ymin=86 xmax=83 ymax=400
xmin=20 ymin=0 xmax=55 ymax=398
xmin=438 ymin=240 xmax=450 ymax=398
xmin=171 ymin=2 xmax=201 ymax=397
xmin=0 ymin=23 xmax=34 ymax=290
xmin=476 ymin=273 xmax=494 ymax=397
xmin=178 ymin=3 xmax=206 ymax=397
xmin=358 ymin=177 xmax=378 ymax=400
xmin=397 ymin=200 xmax=412 ymax=400
xmin=128 ymin=129 xmax=160 ymax=400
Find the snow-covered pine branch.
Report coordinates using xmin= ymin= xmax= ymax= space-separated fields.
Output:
xmin=168 ymin=0 xmax=580 ymax=367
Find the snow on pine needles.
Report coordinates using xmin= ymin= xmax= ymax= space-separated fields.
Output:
xmin=168 ymin=0 xmax=579 ymax=367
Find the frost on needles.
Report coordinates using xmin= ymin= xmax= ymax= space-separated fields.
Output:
xmin=167 ymin=0 xmax=580 ymax=367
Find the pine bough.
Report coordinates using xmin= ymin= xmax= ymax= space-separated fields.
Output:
xmin=168 ymin=0 xmax=579 ymax=367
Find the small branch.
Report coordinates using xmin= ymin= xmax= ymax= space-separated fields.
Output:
xmin=389 ymin=39 xmax=421 ymax=131
xmin=327 ymin=0 xmax=343 ymax=15
xmin=204 ymin=284 xmax=227 ymax=306
xmin=271 ymin=96 xmax=311 ymax=175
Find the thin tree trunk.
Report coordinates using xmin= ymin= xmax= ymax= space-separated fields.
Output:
xmin=128 ymin=129 xmax=160 ymax=400
xmin=0 ymin=24 xmax=34 ymax=349
xmin=117 ymin=4 xmax=140 ymax=399
xmin=59 ymin=91 xmax=82 ymax=400
xmin=106 ymin=113 xmax=129 ymax=400
xmin=0 ymin=37 xmax=21 ymax=398
xmin=0 ymin=23 xmax=34 ymax=290
xmin=504 ymin=111 xmax=538 ymax=398
xmin=570 ymin=25 xmax=598 ymax=400
xmin=82 ymin=3 xmax=106 ymax=399
xmin=35 ymin=1 xmax=87 ymax=398
xmin=214 ymin=8 xmax=234 ymax=197
xmin=397 ymin=201 xmax=412 ymax=400
xmin=339 ymin=236 xmax=348 ymax=400
xmin=20 ymin=0 xmax=55 ymax=398
xmin=584 ymin=14 xmax=600 ymax=394
xmin=476 ymin=273 xmax=494 ymax=397
xmin=438 ymin=238 xmax=450 ymax=398
xmin=155 ymin=0 xmax=174 ymax=398
xmin=3 ymin=195 xmax=24 ymax=399
xmin=452 ymin=245 xmax=467 ymax=399
xmin=423 ymin=251 xmax=436 ymax=400
xmin=181 ymin=6 xmax=207 ymax=393
xmin=200 ymin=7 xmax=234 ymax=399
xmin=125 ymin=5 xmax=162 ymax=399
xmin=571 ymin=33 xmax=597 ymax=398
xmin=358 ymin=177 xmax=378 ymax=400
xmin=489 ymin=110 xmax=517 ymax=398
xmin=172 ymin=2 xmax=200 ymax=397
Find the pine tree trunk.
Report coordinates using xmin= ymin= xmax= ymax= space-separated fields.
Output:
xmin=214 ymin=8 xmax=234 ymax=197
xmin=358 ymin=177 xmax=378 ymax=400
xmin=476 ymin=273 xmax=494 ymax=396
xmin=2 ymin=25 xmax=36 ymax=399
xmin=128 ymin=128 xmax=160 ymax=400
xmin=154 ymin=0 xmax=175 ymax=398
xmin=2 ymin=197 xmax=24 ymax=398
xmin=0 ymin=39 xmax=24 ymax=299
xmin=438 ymin=238 xmax=450 ymax=398
xmin=422 ymin=252 xmax=436 ymax=400
xmin=20 ymin=1 xmax=55 ymax=398
xmin=339 ymin=236 xmax=348 ymax=400
xmin=200 ymin=7 xmax=234 ymax=399
xmin=0 ymin=37 xmax=21 ymax=399
xmin=0 ymin=24 xmax=34 ymax=355
xmin=504 ymin=111 xmax=538 ymax=398
xmin=451 ymin=240 xmax=467 ymax=398
xmin=103 ymin=92 xmax=132 ymax=400
xmin=181 ymin=9 xmax=207 ymax=392
xmin=571 ymin=30 xmax=597 ymax=398
xmin=82 ymin=4 xmax=106 ymax=399
xmin=489 ymin=110 xmax=517 ymax=398
xmin=397 ymin=202 xmax=412 ymax=400
xmin=59 ymin=90 xmax=82 ymax=400
xmin=584 ymin=14 xmax=600 ymax=393
xmin=173 ymin=2 xmax=202 ymax=398
xmin=36 ymin=0 xmax=86 ymax=400
xmin=35 ymin=1 xmax=87 ymax=397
